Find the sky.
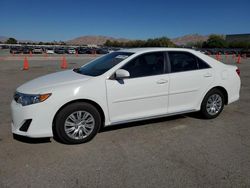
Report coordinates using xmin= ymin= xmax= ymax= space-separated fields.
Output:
xmin=0 ymin=0 xmax=250 ymax=41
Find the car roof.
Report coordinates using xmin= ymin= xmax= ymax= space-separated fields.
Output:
xmin=119 ymin=47 xmax=197 ymax=54
xmin=118 ymin=47 xmax=222 ymax=67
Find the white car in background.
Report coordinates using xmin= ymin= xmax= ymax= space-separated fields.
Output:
xmin=46 ymin=48 xmax=55 ymax=54
xmin=11 ymin=48 xmax=241 ymax=144
xmin=32 ymin=47 xmax=43 ymax=54
xmin=67 ymin=48 xmax=76 ymax=54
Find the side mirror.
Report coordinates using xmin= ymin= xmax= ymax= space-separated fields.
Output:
xmin=115 ymin=69 xmax=130 ymax=79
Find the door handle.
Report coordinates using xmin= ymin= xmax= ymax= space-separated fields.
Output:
xmin=203 ymin=73 xmax=212 ymax=77
xmin=156 ymin=79 xmax=168 ymax=84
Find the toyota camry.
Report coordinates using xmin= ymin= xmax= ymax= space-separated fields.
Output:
xmin=11 ymin=48 xmax=241 ymax=144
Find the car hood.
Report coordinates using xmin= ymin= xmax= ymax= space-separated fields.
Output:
xmin=17 ymin=70 xmax=92 ymax=93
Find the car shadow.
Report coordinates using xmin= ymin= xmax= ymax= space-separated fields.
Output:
xmin=12 ymin=112 xmax=203 ymax=144
xmin=13 ymin=134 xmax=51 ymax=144
xmin=100 ymin=114 xmax=188 ymax=133
xmin=186 ymin=112 xmax=204 ymax=119
xmin=100 ymin=112 xmax=205 ymax=133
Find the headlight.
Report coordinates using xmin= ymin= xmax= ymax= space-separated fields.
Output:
xmin=14 ymin=92 xmax=51 ymax=106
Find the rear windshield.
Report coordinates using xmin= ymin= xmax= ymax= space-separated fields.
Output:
xmin=75 ymin=52 xmax=133 ymax=76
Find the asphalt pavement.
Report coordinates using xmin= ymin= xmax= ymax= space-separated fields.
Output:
xmin=0 ymin=52 xmax=249 ymax=188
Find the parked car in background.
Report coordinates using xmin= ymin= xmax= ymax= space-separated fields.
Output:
xmin=96 ymin=48 xmax=109 ymax=54
xmin=46 ymin=48 xmax=55 ymax=54
xmin=78 ymin=48 xmax=92 ymax=54
xmin=241 ymin=49 xmax=250 ymax=57
xmin=66 ymin=48 xmax=76 ymax=54
xmin=54 ymin=48 xmax=66 ymax=54
xmin=32 ymin=47 xmax=43 ymax=54
xmin=10 ymin=47 xmax=22 ymax=54
xmin=11 ymin=48 xmax=241 ymax=144
xmin=85 ymin=48 xmax=96 ymax=54
xmin=224 ymin=50 xmax=234 ymax=55
xmin=22 ymin=47 xmax=32 ymax=54
xmin=107 ymin=48 xmax=115 ymax=53
xmin=1 ymin=45 xmax=10 ymax=49
xmin=77 ymin=47 xmax=88 ymax=54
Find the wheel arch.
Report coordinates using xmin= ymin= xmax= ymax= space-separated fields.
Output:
xmin=203 ymin=86 xmax=229 ymax=105
xmin=52 ymin=99 xmax=106 ymax=130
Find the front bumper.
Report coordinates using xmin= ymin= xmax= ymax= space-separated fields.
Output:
xmin=11 ymin=100 xmax=54 ymax=138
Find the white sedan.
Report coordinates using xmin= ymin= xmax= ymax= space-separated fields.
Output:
xmin=11 ymin=48 xmax=241 ymax=144
xmin=45 ymin=48 xmax=55 ymax=54
xmin=67 ymin=48 xmax=76 ymax=54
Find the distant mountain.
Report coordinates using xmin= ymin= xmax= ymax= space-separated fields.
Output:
xmin=0 ymin=36 xmax=36 ymax=43
xmin=171 ymin=34 xmax=209 ymax=46
xmin=66 ymin=35 xmax=130 ymax=45
xmin=67 ymin=34 xmax=209 ymax=46
xmin=0 ymin=34 xmax=210 ymax=46
xmin=0 ymin=36 xmax=8 ymax=42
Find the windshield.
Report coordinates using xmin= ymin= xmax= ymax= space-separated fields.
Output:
xmin=75 ymin=52 xmax=133 ymax=76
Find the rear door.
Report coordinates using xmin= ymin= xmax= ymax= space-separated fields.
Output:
xmin=167 ymin=51 xmax=214 ymax=113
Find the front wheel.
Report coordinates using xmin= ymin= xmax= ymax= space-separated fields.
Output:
xmin=200 ymin=89 xmax=225 ymax=119
xmin=54 ymin=102 xmax=101 ymax=144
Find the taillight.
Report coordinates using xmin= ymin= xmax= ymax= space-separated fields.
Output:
xmin=236 ymin=68 xmax=240 ymax=76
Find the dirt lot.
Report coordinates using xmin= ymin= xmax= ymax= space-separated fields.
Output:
xmin=0 ymin=51 xmax=250 ymax=188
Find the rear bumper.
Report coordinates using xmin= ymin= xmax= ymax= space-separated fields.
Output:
xmin=227 ymin=75 xmax=241 ymax=105
xmin=228 ymin=94 xmax=240 ymax=104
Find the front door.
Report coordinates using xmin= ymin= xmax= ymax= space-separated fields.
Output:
xmin=106 ymin=52 xmax=169 ymax=123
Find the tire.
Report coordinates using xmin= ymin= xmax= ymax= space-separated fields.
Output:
xmin=54 ymin=102 xmax=101 ymax=144
xmin=200 ymin=89 xmax=225 ymax=119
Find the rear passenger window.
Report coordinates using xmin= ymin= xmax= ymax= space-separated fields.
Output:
xmin=168 ymin=52 xmax=198 ymax=73
xmin=197 ymin=58 xmax=210 ymax=69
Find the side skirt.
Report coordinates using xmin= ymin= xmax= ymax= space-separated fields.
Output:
xmin=106 ymin=109 xmax=198 ymax=126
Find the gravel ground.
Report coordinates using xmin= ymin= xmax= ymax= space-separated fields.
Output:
xmin=0 ymin=51 xmax=249 ymax=188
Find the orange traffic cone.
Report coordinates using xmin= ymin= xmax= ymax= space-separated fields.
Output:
xmin=23 ymin=57 xmax=29 ymax=70
xmin=237 ymin=54 xmax=241 ymax=64
xmin=61 ymin=56 xmax=68 ymax=69
xmin=29 ymin=51 xmax=32 ymax=57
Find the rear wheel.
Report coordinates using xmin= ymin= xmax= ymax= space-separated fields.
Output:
xmin=54 ymin=102 xmax=101 ymax=144
xmin=200 ymin=89 xmax=225 ymax=119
